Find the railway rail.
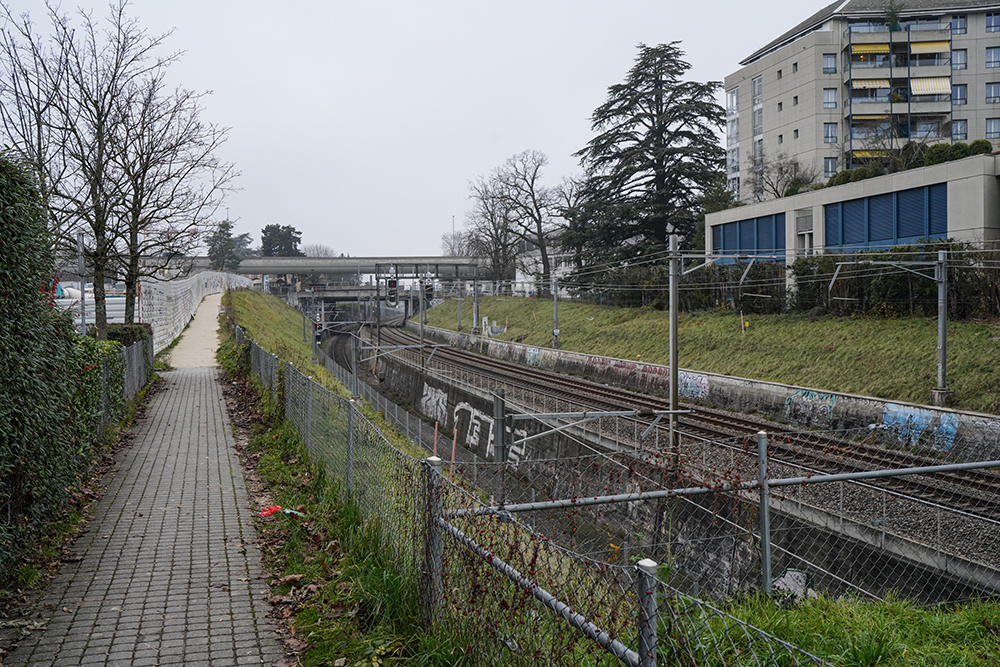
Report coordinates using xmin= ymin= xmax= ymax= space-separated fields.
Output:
xmin=354 ymin=323 xmax=1000 ymax=524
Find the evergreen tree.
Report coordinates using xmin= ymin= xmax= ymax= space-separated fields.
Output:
xmin=261 ymin=224 xmax=305 ymax=257
xmin=569 ymin=43 xmax=725 ymax=266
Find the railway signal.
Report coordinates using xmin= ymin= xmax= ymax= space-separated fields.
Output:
xmin=387 ymin=278 xmax=398 ymax=306
xmin=424 ymin=281 xmax=433 ymax=304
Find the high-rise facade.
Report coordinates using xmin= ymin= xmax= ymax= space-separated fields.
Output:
xmin=726 ymin=0 xmax=1000 ymax=202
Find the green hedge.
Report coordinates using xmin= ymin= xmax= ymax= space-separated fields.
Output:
xmin=0 ymin=153 xmax=129 ymax=581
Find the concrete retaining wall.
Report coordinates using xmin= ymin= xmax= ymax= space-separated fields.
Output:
xmin=407 ymin=321 xmax=1000 ymax=462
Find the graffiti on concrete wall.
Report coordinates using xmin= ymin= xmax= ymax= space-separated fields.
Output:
xmin=678 ymin=372 xmax=709 ymax=399
xmin=453 ymin=401 xmax=528 ymax=463
xmin=784 ymin=389 xmax=836 ymax=427
xmin=883 ymin=403 xmax=934 ymax=446
xmin=933 ymin=413 xmax=959 ymax=452
xmin=420 ymin=383 xmax=449 ymax=424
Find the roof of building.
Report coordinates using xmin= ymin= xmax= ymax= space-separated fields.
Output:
xmin=740 ymin=0 xmax=1000 ymax=65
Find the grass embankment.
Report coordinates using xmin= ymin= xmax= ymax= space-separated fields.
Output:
xmin=424 ymin=296 xmax=1000 ymax=414
xmin=227 ymin=290 xmax=1000 ymax=665
xmin=221 ymin=290 xmax=468 ymax=665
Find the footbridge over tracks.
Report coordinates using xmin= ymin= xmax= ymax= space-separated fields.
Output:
xmin=187 ymin=256 xmax=484 ymax=279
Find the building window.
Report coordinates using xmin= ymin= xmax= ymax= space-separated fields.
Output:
xmin=726 ymin=88 xmax=739 ymax=115
xmin=823 ymin=88 xmax=837 ymax=108
xmin=953 ymin=15 xmax=967 ymax=34
xmin=952 ymin=119 xmax=968 ymax=141
xmin=794 ymin=129 xmax=799 ymax=139
xmin=777 ymin=69 xmax=783 ymax=80
xmin=778 ymin=101 xmax=783 ymax=111
xmin=778 ymin=134 xmax=783 ymax=144
xmin=727 ymin=117 xmax=739 ymax=146
xmin=988 ymin=83 xmax=1000 ymax=103
xmin=988 ymin=118 xmax=1000 ymax=139
xmin=793 ymin=95 xmax=799 ymax=105
xmin=953 ymin=49 xmax=967 ymax=70
xmin=824 ymin=123 xmax=838 ymax=143
xmin=793 ymin=62 xmax=798 ymax=72
xmin=953 ymin=84 xmax=967 ymax=104
xmin=989 ymin=13 xmax=1000 ymax=32
xmin=989 ymin=48 xmax=1000 ymax=68
xmin=824 ymin=157 xmax=838 ymax=178
xmin=752 ymin=75 xmax=762 ymax=106
xmin=727 ymin=147 xmax=740 ymax=174
xmin=823 ymin=54 xmax=836 ymax=74
xmin=753 ymin=107 xmax=763 ymax=137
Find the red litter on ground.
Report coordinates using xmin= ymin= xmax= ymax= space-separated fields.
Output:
xmin=260 ymin=505 xmax=282 ymax=517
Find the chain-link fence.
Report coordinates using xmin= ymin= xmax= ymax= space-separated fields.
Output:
xmin=238 ymin=325 xmax=833 ymax=666
xmin=362 ymin=328 xmax=1000 ymax=605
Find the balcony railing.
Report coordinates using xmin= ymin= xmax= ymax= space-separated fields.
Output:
xmin=852 ymin=95 xmax=891 ymax=103
xmin=845 ymin=21 xmax=950 ymax=36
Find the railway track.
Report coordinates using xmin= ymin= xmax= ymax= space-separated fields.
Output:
xmin=347 ymin=324 xmax=1000 ymax=522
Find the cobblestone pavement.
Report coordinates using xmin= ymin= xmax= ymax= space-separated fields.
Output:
xmin=5 ymin=300 xmax=283 ymax=666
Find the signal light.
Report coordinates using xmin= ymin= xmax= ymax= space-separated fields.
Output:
xmin=424 ymin=282 xmax=433 ymax=304
xmin=387 ymin=278 xmax=398 ymax=306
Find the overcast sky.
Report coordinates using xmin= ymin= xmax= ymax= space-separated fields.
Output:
xmin=5 ymin=0 xmax=811 ymax=257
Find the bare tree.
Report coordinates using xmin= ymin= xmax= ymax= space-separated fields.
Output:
xmin=464 ymin=174 xmax=518 ymax=289
xmin=302 ymin=243 xmax=337 ymax=257
xmin=1 ymin=1 xmax=177 ymax=336
xmin=0 ymin=6 xmax=68 ymax=232
xmin=494 ymin=150 xmax=561 ymax=295
xmin=554 ymin=176 xmax=584 ymax=270
xmin=749 ymin=150 xmax=819 ymax=201
xmin=440 ymin=230 xmax=468 ymax=256
xmin=112 ymin=70 xmax=237 ymax=322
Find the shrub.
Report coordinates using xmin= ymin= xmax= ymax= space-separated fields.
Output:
xmin=948 ymin=142 xmax=970 ymax=161
xmin=0 ymin=153 xmax=79 ymax=577
xmin=969 ymin=139 xmax=993 ymax=155
xmin=827 ymin=170 xmax=852 ymax=187
xmin=923 ymin=143 xmax=952 ymax=166
xmin=849 ymin=166 xmax=870 ymax=182
xmin=106 ymin=322 xmax=152 ymax=346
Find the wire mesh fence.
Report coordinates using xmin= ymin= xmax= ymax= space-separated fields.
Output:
xmin=237 ymin=325 xmax=835 ymax=666
xmin=358 ymin=328 xmax=1000 ymax=605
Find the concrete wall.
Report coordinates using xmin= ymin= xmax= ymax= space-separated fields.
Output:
xmin=407 ymin=321 xmax=1000 ymax=462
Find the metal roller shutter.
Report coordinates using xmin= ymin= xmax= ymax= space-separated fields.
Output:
xmin=897 ymin=187 xmax=924 ymax=238
xmin=825 ymin=204 xmax=841 ymax=246
xmin=929 ymin=183 xmax=947 ymax=235
xmin=868 ymin=193 xmax=893 ymax=241
xmin=842 ymin=199 xmax=865 ymax=244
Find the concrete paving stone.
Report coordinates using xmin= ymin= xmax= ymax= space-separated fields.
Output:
xmin=131 ymin=658 xmax=159 ymax=667
xmin=5 ymin=301 xmax=287 ymax=667
xmin=105 ymin=649 xmax=133 ymax=662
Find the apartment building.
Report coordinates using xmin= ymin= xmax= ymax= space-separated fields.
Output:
xmin=726 ymin=0 xmax=1000 ymax=202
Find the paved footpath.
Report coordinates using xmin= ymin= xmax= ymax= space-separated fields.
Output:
xmin=6 ymin=294 xmax=285 ymax=666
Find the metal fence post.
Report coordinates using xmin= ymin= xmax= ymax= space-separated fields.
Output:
xmin=636 ymin=558 xmax=659 ymax=667
xmin=422 ymin=456 xmax=444 ymax=630
xmin=493 ymin=388 xmax=506 ymax=506
xmin=347 ymin=399 xmax=355 ymax=492
xmin=758 ymin=431 xmax=772 ymax=595
xmin=306 ymin=377 xmax=314 ymax=451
